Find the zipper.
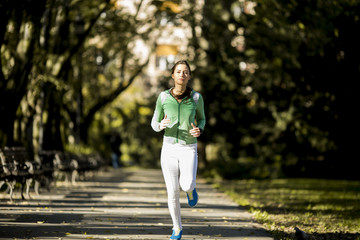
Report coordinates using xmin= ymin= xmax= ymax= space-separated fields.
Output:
xmin=169 ymin=90 xmax=188 ymax=143
xmin=176 ymin=101 xmax=181 ymax=143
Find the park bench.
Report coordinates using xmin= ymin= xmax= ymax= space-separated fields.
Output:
xmin=38 ymin=150 xmax=103 ymax=187
xmin=1 ymin=147 xmax=105 ymax=201
xmin=0 ymin=150 xmax=14 ymax=200
xmin=38 ymin=150 xmax=77 ymax=187
xmin=51 ymin=151 xmax=78 ymax=185
xmin=71 ymin=153 xmax=102 ymax=182
xmin=0 ymin=146 xmax=43 ymax=201
xmin=51 ymin=151 xmax=103 ymax=185
xmin=37 ymin=150 xmax=59 ymax=193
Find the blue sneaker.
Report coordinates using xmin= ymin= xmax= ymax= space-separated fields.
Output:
xmin=170 ymin=229 xmax=182 ymax=239
xmin=186 ymin=188 xmax=198 ymax=207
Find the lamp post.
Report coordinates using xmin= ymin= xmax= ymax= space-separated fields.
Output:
xmin=74 ymin=13 xmax=85 ymax=144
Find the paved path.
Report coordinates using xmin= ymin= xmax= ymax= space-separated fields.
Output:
xmin=0 ymin=168 xmax=273 ymax=240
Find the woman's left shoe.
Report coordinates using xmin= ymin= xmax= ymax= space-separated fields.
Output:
xmin=186 ymin=188 xmax=198 ymax=207
xmin=170 ymin=229 xmax=182 ymax=239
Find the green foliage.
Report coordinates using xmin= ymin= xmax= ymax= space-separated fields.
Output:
xmin=88 ymin=80 xmax=162 ymax=168
xmin=191 ymin=0 xmax=360 ymax=179
xmin=65 ymin=143 xmax=95 ymax=156
xmin=245 ymin=0 xmax=360 ymax=179
xmin=1 ymin=0 xmax=360 ymax=179
xmin=214 ymin=178 xmax=360 ymax=239
xmin=0 ymin=0 xmax=155 ymax=154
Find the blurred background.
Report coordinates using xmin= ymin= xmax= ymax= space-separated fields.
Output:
xmin=1 ymin=0 xmax=359 ymax=180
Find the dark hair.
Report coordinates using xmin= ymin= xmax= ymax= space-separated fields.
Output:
xmin=171 ymin=60 xmax=192 ymax=76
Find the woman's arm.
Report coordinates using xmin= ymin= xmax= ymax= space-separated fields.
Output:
xmin=151 ymin=93 xmax=164 ymax=132
xmin=196 ymin=93 xmax=206 ymax=132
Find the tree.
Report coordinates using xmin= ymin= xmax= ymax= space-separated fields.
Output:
xmin=185 ymin=0 xmax=360 ymax=179
xmin=69 ymin=0 xmax=155 ymax=144
xmin=0 ymin=0 xmax=46 ymax=146
xmin=242 ymin=0 xmax=360 ymax=178
xmin=0 ymin=0 xmax=155 ymax=152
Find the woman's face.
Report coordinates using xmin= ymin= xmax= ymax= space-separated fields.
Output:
xmin=172 ymin=64 xmax=191 ymax=86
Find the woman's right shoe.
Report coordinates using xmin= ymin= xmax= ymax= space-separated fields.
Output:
xmin=170 ymin=229 xmax=182 ymax=239
xmin=186 ymin=188 xmax=198 ymax=207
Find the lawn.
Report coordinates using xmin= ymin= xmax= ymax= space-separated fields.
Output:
xmin=212 ymin=178 xmax=360 ymax=240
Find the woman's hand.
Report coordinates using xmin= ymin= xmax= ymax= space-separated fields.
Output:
xmin=190 ymin=123 xmax=201 ymax=137
xmin=159 ymin=114 xmax=171 ymax=130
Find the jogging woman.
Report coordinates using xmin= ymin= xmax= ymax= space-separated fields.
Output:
xmin=151 ymin=60 xmax=206 ymax=239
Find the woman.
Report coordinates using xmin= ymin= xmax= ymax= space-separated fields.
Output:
xmin=151 ymin=60 xmax=206 ymax=239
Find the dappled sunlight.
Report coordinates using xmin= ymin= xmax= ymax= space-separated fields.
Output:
xmin=215 ymin=178 xmax=360 ymax=239
xmin=0 ymin=168 xmax=273 ymax=239
xmin=1 ymin=1 xmax=360 ymax=239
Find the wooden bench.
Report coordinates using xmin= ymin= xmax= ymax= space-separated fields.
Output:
xmin=37 ymin=150 xmax=58 ymax=193
xmin=52 ymin=152 xmax=103 ymax=185
xmin=37 ymin=150 xmax=102 ymax=187
xmin=0 ymin=150 xmax=14 ymax=199
xmin=71 ymin=153 xmax=102 ymax=182
xmin=0 ymin=147 xmax=43 ymax=201
xmin=49 ymin=151 xmax=77 ymax=185
xmin=1 ymin=147 xmax=105 ymax=201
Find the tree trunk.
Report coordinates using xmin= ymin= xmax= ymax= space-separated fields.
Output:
xmin=197 ymin=141 xmax=207 ymax=170
xmin=0 ymin=105 xmax=17 ymax=147
xmin=42 ymin=85 xmax=64 ymax=151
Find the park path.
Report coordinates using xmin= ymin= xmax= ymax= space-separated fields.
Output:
xmin=0 ymin=168 xmax=273 ymax=240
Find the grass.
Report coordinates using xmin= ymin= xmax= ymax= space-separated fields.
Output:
xmin=212 ymin=178 xmax=360 ymax=240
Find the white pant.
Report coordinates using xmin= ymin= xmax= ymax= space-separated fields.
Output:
xmin=161 ymin=142 xmax=198 ymax=230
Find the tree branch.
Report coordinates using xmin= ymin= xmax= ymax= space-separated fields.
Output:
xmin=56 ymin=0 xmax=111 ymax=78
xmin=83 ymin=58 xmax=150 ymax=127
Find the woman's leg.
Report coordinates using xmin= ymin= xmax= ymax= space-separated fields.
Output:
xmin=161 ymin=143 xmax=182 ymax=231
xmin=179 ymin=144 xmax=198 ymax=193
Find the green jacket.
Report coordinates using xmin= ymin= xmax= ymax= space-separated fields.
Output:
xmin=151 ymin=88 xmax=206 ymax=145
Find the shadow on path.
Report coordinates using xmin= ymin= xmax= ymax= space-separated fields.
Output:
xmin=0 ymin=168 xmax=273 ymax=240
